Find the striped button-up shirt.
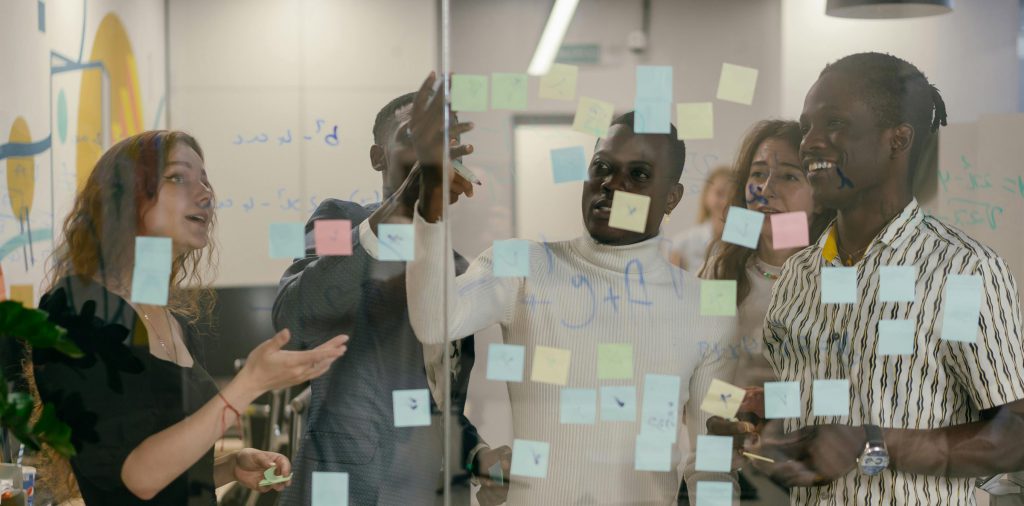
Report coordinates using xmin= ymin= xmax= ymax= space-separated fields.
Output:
xmin=763 ymin=198 xmax=1024 ymax=505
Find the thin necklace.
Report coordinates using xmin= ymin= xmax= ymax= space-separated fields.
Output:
xmin=752 ymin=258 xmax=779 ymax=279
xmin=141 ymin=305 xmax=178 ymax=362
xmin=836 ymin=241 xmax=870 ymax=266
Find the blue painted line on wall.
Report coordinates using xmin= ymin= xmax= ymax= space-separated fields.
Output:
xmin=0 ymin=229 xmax=53 ymax=262
xmin=0 ymin=136 xmax=52 ymax=162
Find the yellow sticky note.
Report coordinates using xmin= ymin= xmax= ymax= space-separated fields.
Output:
xmin=676 ymin=102 xmax=714 ymax=140
xmin=538 ymin=63 xmax=579 ymax=100
xmin=572 ymin=97 xmax=615 ymax=137
xmin=531 ymin=346 xmax=571 ymax=386
xmin=608 ymin=190 xmax=650 ymax=233
xmin=9 ymin=284 xmax=33 ymax=308
xmin=700 ymin=279 xmax=737 ymax=316
xmin=597 ymin=343 xmax=633 ymax=380
xmin=700 ymin=378 xmax=746 ymax=419
xmin=716 ymin=63 xmax=759 ymax=105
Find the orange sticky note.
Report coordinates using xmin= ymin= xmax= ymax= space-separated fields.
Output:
xmin=531 ymin=346 xmax=571 ymax=386
xmin=770 ymin=212 xmax=809 ymax=249
xmin=314 ymin=220 xmax=352 ymax=256
xmin=9 ymin=284 xmax=33 ymax=308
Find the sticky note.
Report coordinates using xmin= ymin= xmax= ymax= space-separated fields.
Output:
xmin=821 ymin=267 xmax=857 ymax=304
xmin=640 ymin=374 xmax=681 ymax=442
xmin=878 ymin=320 xmax=915 ymax=355
xmin=676 ymin=102 xmax=714 ymax=140
xmin=538 ymin=63 xmax=578 ymax=100
xmin=551 ymin=146 xmax=589 ymax=183
xmin=131 ymin=236 xmax=172 ymax=305
xmin=560 ymin=388 xmax=596 ymax=424
xmin=392 ymin=388 xmax=431 ymax=427
xmin=700 ymin=378 xmax=746 ymax=419
xmin=493 ymin=239 xmax=530 ymax=277
xmin=378 ymin=224 xmax=414 ymax=261
xmin=764 ymin=381 xmax=800 ymax=419
xmin=510 ymin=439 xmax=549 ymax=478
xmin=608 ymin=190 xmax=651 ymax=233
xmin=531 ymin=346 xmax=571 ymax=385
xmin=696 ymin=435 xmax=733 ymax=472
xmin=633 ymin=100 xmax=671 ymax=134
xmin=770 ymin=212 xmax=809 ymax=249
xmin=597 ymin=343 xmax=633 ymax=379
xmin=941 ymin=274 xmax=982 ymax=342
xmin=600 ymin=385 xmax=636 ymax=421
xmin=696 ymin=481 xmax=732 ymax=506
xmin=879 ymin=266 xmax=916 ymax=302
xmin=812 ymin=379 xmax=849 ymax=417
xmin=9 ymin=285 xmax=33 ymax=308
xmin=258 ymin=464 xmax=293 ymax=486
xmin=635 ymin=434 xmax=672 ymax=472
xmin=491 ymin=72 xmax=528 ymax=110
xmin=700 ymin=280 xmax=736 ymax=317
xmin=488 ymin=461 xmax=504 ymax=485
xmin=314 ymin=219 xmax=352 ymax=256
xmin=572 ymin=96 xmax=615 ymax=137
xmin=716 ymin=63 xmax=759 ymax=105
xmin=269 ymin=222 xmax=305 ymax=259
xmin=451 ymin=74 xmax=488 ymax=112
xmin=487 ymin=343 xmax=525 ymax=382
xmin=722 ymin=206 xmax=764 ymax=249
xmin=312 ymin=472 xmax=348 ymax=506
xmin=636 ymin=65 xmax=673 ymax=102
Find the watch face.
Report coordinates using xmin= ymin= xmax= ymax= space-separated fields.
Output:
xmin=860 ymin=448 xmax=889 ymax=476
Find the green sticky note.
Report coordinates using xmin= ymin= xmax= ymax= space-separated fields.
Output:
xmin=716 ymin=62 xmax=759 ymax=105
xmin=879 ymin=265 xmax=916 ymax=302
xmin=700 ymin=280 xmax=737 ymax=317
xmin=821 ymin=267 xmax=858 ymax=304
xmin=597 ymin=343 xmax=633 ymax=379
xmin=878 ymin=319 xmax=915 ymax=355
xmin=492 ymin=73 xmax=528 ymax=110
xmin=451 ymin=74 xmax=488 ymax=112
xmin=572 ymin=96 xmax=615 ymax=137
xmin=676 ymin=102 xmax=714 ymax=140
xmin=696 ymin=481 xmax=733 ymax=506
xmin=131 ymin=236 xmax=172 ymax=305
xmin=608 ymin=190 xmax=650 ymax=233
xmin=378 ymin=224 xmax=415 ymax=261
xmin=941 ymin=274 xmax=982 ymax=342
xmin=600 ymin=385 xmax=636 ymax=421
xmin=538 ymin=63 xmax=578 ymax=100
xmin=696 ymin=435 xmax=732 ymax=472
xmin=392 ymin=388 xmax=431 ymax=427
xmin=510 ymin=439 xmax=549 ymax=478
xmin=559 ymin=388 xmax=596 ymax=424
xmin=634 ymin=434 xmax=672 ymax=472
xmin=721 ymin=206 xmax=764 ymax=249
xmin=764 ymin=381 xmax=800 ymax=419
xmin=812 ymin=379 xmax=849 ymax=417
xmin=492 ymin=239 xmax=530 ymax=277
xmin=258 ymin=464 xmax=293 ymax=486
xmin=487 ymin=343 xmax=525 ymax=382
xmin=269 ymin=222 xmax=306 ymax=259
xmin=312 ymin=472 xmax=348 ymax=506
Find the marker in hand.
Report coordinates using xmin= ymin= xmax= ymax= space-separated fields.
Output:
xmin=452 ymin=160 xmax=482 ymax=186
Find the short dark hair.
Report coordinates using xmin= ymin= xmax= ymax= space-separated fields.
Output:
xmin=599 ymin=111 xmax=687 ymax=183
xmin=372 ymin=92 xmax=417 ymax=145
xmin=819 ymin=52 xmax=948 ymax=169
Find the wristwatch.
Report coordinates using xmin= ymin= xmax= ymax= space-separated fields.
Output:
xmin=858 ymin=424 xmax=889 ymax=476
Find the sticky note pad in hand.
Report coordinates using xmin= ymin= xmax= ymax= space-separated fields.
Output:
xmin=492 ymin=73 xmax=528 ymax=110
xmin=451 ymin=74 xmax=488 ymax=112
xmin=717 ymin=63 xmax=759 ymax=105
xmin=634 ymin=434 xmax=672 ymax=472
xmin=696 ymin=435 xmax=733 ymax=472
xmin=600 ymin=385 xmax=636 ymax=421
xmin=531 ymin=346 xmax=571 ymax=385
xmin=764 ymin=381 xmax=801 ymax=419
xmin=269 ymin=223 xmax=305 ymax=259
xmin=608 ymin=190 xmax=651 ymax=233
xmin=560 ymin=388 xmax=596 ymax=424
xmin=572 ymin=96 xmax=615 ymax=137
xmin=812 ymin=379 xmax=850 ymax=417
xmin=696 ymin=481 xmax=733 ymax=506
xmin=392 ymin=388 xmax=431 ymax=427
xmin=597 ymin=343 xmax=633 ymax=379
xmin=551 ymin=146 xmax=589 ymax=183
xmin=538 ymin=63 xmax=578 ymax=100
xmin=722 ymin=206 xmax=764 ymax=249
xmin=821 ymin=267 xmax=858 ymax=304
xmin=510 ymin=439 xmax=550 ymax=478
xmin=487 ymin=343 xmax=525 ymax=382
xmin=314 ymin=219 xmax=352 ymax=256
xmin=492 ymin=239 xmax=530 ymax=277
xmin=378 ymin=224 xmax=415 ymax=261
xmin=700 ymin=378 xmax=747 ymax=419
xmin=879 ymin=265 xmax=916 ymax=302
xmin=878 ymin=320 xmax=915 ymax=355
xmin=312 ymin=472 xmax=348 ymax=506
xmin=131 ymin=236 xmax=172 ymax=305
xmin=770 ymin=211 xmax=809 ymax=249
xmin=700 ymin=280 xmax=737 ymax=317
xmin=676 ymin=102 xmax=714 ymax=140
xmin=941 ymin=274 xmax=982 ymax=342
xmin=258 ymin=464 xmax=293 ymax=487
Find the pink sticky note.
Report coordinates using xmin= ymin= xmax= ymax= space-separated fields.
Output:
xmin=770 ymin=212 xmax=809 ymax=250
xmin=314 ymin=220 xmax=352 ymax=256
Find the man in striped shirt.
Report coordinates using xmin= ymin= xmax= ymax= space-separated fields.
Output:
xmin=734 ymin=53 xmax=1024 ymax=505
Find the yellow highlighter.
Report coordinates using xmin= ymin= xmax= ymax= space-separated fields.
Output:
xmin=742 ymin=451 xmax=775 ymax=464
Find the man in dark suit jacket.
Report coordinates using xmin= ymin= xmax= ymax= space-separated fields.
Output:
xmin=273 ymin=92 xmax=510 ymax=505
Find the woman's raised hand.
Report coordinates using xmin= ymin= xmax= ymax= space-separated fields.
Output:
xmin=237 ymin=329 xmax=348 ymax=393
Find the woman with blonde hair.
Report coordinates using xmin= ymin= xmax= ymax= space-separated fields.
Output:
xmin=668 ymin=165 xmax=732 ymax=271
xmin=28 ymin=130 xmax=348 ymax=504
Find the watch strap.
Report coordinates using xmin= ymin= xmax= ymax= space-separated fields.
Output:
xmin=864 ymin=424 xmax=885 ymax=447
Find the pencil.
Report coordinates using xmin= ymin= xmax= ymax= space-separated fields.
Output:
xmin=742 ymin=451 xmax=775 ymax=463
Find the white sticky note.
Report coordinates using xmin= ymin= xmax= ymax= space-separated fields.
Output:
xmin=538 ymin=63 xmax=579 ymax=100
xmin=510 ymin=439 xmax=550 ymax=478
xmin=635 ymin=434 xmax=673 ymax=472
xmin=941 ymin=274 xmax=982 ymax=343
xmin=676 ymin=102 xmax=714 ymax=140
xmin=560 ymin=388 xmax=597 ymax=424
xmin=531 ymin=346 xmax=571 ymax=385
xmin=695 ymin=435 xmax=733 ymax=472
xmin=486 ymin=343 xmax=525 ymax=382
xmin=716 ymin=63 xmax=759 ymax=105
xmin=392 ymin=389 xmax=431 ymax=427
xmin=378 ymin=224 xmax=415 ymax=261
xmin=721 ymin=206 xmax=764 ymax=249
xmin=879 ymin=265 xmax=916 ymax=302
xmin=608 ymin=190 xmax=651 ymax=233
xmin=700 ymin=378 xmax=746 ymax=419
xmin=600 ymin=385 xmax=637 ymax=422
xmin=696 ymin=481 xmax=732 ymax=506
xmin=312 ymin=472 xmax=348 ymax=506
xmin=764 ymin=381 xmax=800 ymax=419
xmin=640 ymin=374 xmax=681 ymax=442
xmin=812 ymin=379 xmax=850 ymax=417
xmin=572 ymin=96 xmax=615 ymax=137
xmin=878 ymin=320 xmax=915 ymax=355
xmin=821 ymin=267 xmax=858 ymax=304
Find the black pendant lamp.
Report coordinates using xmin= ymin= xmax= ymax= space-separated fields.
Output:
xmin=826 ymin=0 xmax=953 ymax=19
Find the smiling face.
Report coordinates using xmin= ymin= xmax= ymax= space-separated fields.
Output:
xmin=140 ymin=142 xmax=214 ymax=256
xmin=745 ymin=137 xmax=816 ymax=244
xmin=581 ymin=124 xmax=684 ymax=245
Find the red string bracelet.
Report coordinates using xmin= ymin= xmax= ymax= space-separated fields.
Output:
xmin=217 ymin=392 xmax=244 ymax=452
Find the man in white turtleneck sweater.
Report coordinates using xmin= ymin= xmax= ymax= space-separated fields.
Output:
xmin=404 ymin=74 xmax=737 ymax=504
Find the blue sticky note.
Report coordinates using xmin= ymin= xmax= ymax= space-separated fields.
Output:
xmin=640 ymin=374 xmax=681 ymax=442
xmin=879 ymin=266 xmax=916 ymax=302
xmin=721 ymin=206 xmax=764 ymax=249
xmin=633 ymin=99 xmax=671 ymax=134
xmin=812 ymin=379 xmax=849 ymax=417
xmin=941 ymin=274 xmax=982 ymax=342
xmin=131 ymin=237 xmax=172 ymax=305
xmin=600 ymin=385 xmax=636 ymax=422
xmin=695 ymin=435 xmax=733 ymax=472
xmin=636 ymin=65 xmax=673 ymax=102
xmin=486 ymin=343 xmax=525 ymax=382
xmin=269 ymin=222 xmax=305 ymax=259
xmin=551 ymin=146 xmax=588 ymax=183
xmin=312 ymin=472 xmax=348 ymax=506
xmin=560 ymin=388 xmax=597 ymax=424
xmin=510 ymin=439 xmax=549 ymax=478
xmin=635 ymin=434 xmax=672 ymax=472
xmin=696 ymin=481 xmax=733 ymax=506
xmin=493 ymin=239 xmax=530 ymax=277
xmin=392 ymin=389 xmax=431 ymax=427
xmin=878 ymin=320 xmax=915 ymax=355
xmin=821 ymin=267 xmax=857 ymax=304
xmin=764 ymin=381 xmax=800 ymax=419
xmin=378 ymin=224 xmax=415 ymax=261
